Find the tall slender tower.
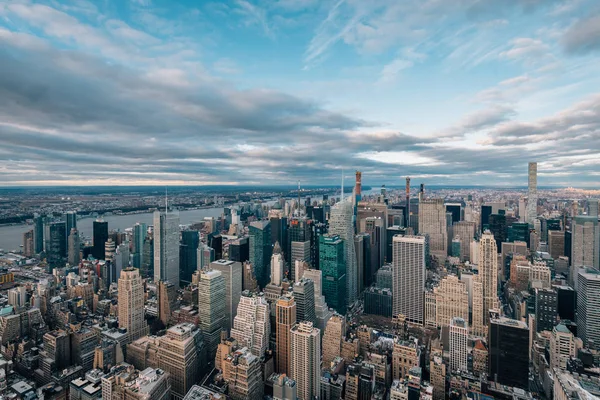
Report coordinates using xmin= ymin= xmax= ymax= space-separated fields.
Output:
xmin=198 ymin=269 xmax=227 ymax=361
xmin=479 ymin=232 xmax=499 ymax=325
xmin=405 ymin=177 xmax=411 ymax=228
xmin=527 ymin=162 xmax=538 ymax=226
xmin=290 ymin=321 xmax=321 ymax=400
xmin=392 ymin=236 xmax=426 ymax=324
xmin=276 ymin=295 xmax=296 ymax=375
xmin=329 ymin=201 xmax=357 ymax=306
xmin=154 ymin=209 xmax=180 ymax=285
xmin=118 ymin=268 xmax=149 ymax=343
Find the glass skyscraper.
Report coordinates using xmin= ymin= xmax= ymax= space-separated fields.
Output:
xmin=179 ymin=230 xmax=199 ymax=285
xmin=249 ymin=220 xmax=272 ymax=288
xmin=153 ymin=210 xmax=181 ymax=285
xmin=319 ymin=234 xmax=346 ymax=314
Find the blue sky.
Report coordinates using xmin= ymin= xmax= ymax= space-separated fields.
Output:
xmin=1 ymin=0 xmax=600 ymax=187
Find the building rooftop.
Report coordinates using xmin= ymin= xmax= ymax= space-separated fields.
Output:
xmin=491 ymin=317 xmax=528 ymax=329
xmin=555 ymin=323 xmax=572 ymax=334
xmin=182 ymin=385 xmax=225 ymax=400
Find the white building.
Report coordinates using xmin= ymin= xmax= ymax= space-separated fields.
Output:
xmin=290 ymin=322 xmax=320 ymax=400
xmin=479 ymin=232 xmax=499 ymax=325
xmin=449 ymin=317 xmax=468 ymax=373
xmin=231 ymin=292 xmax=270 ymax=358
xmin=392 ymin=236 xmax=426 ymax=324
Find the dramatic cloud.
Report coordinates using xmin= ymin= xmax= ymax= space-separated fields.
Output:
xmin=561 ymin=14 xmax=600 ymax=55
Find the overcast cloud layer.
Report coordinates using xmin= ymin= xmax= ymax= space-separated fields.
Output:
xmin=1 ymin=0 xmax=599 ymax=187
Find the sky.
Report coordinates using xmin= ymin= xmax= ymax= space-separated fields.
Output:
xmin=1 ymin=0 xmax=600 ymax=188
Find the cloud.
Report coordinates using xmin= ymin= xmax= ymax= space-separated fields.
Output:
xmin=499 ymin=37 xmax=552 ymax=64
xmin=235 ymin=0 xmax=274 ymax=38
xmin=561 ymin=14 xmax=600 ymax=55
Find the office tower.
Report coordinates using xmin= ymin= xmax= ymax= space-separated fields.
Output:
xmin=179 ymin=230 xmax=199 ymax=285
xmin=221 ymin=346 xmax=264 ymax=400
xmin=354 ymin=234 xmax=365 ymax=293
xmin=67 ymin=228 xmax=80 ymax=266
xmin=288 ymin=217 xmax=311 ymax=276
xmin=65 ymin=210 xmax=77 ymax=241
xmin=105 ymin=238 xmax=116 ymax=261
xmin=269 ymin=213 xmax=287 ymax=248
xmin=104 ymin=366 xmax=171 ymax=400
xmin=302 ymin=269 xmax=333 ymax=333
xmin=488 ymin=214 xmax=507 ymax=252
xmin=354 ymin=170 xmax=362 ymax=204
xmin=157 ymin=280 xmax=177 ymax=326
xmin=197 ymin=243 xmax=215 ymax=270
xmin=527 ymin=162 xmax=538 ymax=226
xmin=418 ymin=199 xmax=447 ymax=259
xmin=392 ymin=236 xmax=425 ymax=324
xmin=550 ymin=323 xmax=579 ymax=370
xmin=345 ymin=362 xmax=375 ymax=400
xmin=329 ymin=199 xmax=357 ymax=305
xmin=472 ymin=340 xmax=488 ymax=377
xmin=271 ymin=242 xmax=284 ymax=285
xmin=555 ymin=285 xmax=575 ymax=321
xmin=44 ymin=329 xmax=72 ymax=370
xmin=229 ymin=237 xmax=249 ymax=263
xmin=93 ymin=219 xmax=109 ymax=260
xmin=322 ymin=314 xmax=345 ymax=366
xmin=157 ymin=323 xmax=206 ymax=400
xmin=275 ymin=295 xmax=296 ymax=375
xmin=8 ymin=286 xmax=26 ymax=308
xmin=45 ymin=221 xmax=67 ymax=266
xmin=405 ymin=177 xmax=411 ymax=228
xmin=132 ymin=223 xmax=147 ymax=269
xmin=535 ymin=288 xmax=558 ymax=333
xmin=449 ymin=317 xmax=468 ymax=373
xmin=293 ymin=278 xmax=316 ymax=325
xmin=508 ymin=222 xmax=530 ymax=246
xmin=33 ymin=214 xmax=44 ymax=254
xmin=446 ymin=203 xmax=462 ymax=224
xmin=272 ymin=374 xmax=297 ymax=400
xmin=386 ymin=226 xmax=406 ymax=262
xmin=571 ymin=216 xmax=599 ymax=270
xmin=481 ymin=205 xmax=492 ymax=232
xmin=154 ymin=210 xmax=180 ymax=285
xmin=242 ymin=261 xmax=258 ymax=292
xmin=576 ymin=268 xmax=600 ymax=348
xmin=548 ymin=230 xmax=565 ymax=260
xmin=231 ymin=291 xmax=270 ymax=358
xmin=319 ymin=234 xmax=347 ymax=314
xmin=118 ymin=268 xmax=149 ymax=343
xmin=209 ymin=259 xmax=242 ymax=333
xmin=433 ymin=275 xmax=469 ymax=328
xmin=249 ymin=220 xmax=272 ymax=288
xmin=208 ymin=233 xmax=223 ymax=260
xmin=589 ymin=199 xmax=599 ymax=217
xmin=392 ymin=339 xmax=420 ymax=380
xmin=23 ymin=230 xmax=34 ymax=258
xmin=290 ymin=322 xmax=320 ymax=400
xmin=471 ymin=276 xmax=486 ymax=337
xmin=488 ymin=318 xmax=529 ymax=389
xmin=198 ymin=269 xmax=227 ymax=360
xmin=451 ymin=236 xmax=461 ymax=258
xmin=479 ymin=232 xmax=499 ymax=324
xmin=430 ymin=352 xmax=446 ymax=400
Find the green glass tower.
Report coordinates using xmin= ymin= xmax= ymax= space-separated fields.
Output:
xmin=319 ymin=234 xmax=346 ymax=314
xmin=249 ymin=220 xmax=272 ymax=288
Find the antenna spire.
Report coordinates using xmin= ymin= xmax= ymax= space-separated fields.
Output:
xmin=165 ymin=187 xmax=168 ymax=215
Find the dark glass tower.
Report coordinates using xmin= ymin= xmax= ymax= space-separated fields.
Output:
xmin=488 ymin=318 xmax=529 ymax=389
xmin=179 ymin=230 xmax=199 ymax=285
xmin=33 ymin=215 xmax=44 ymax=254
xmin=249 ymin=220 xmax=272 ymax=288
xmin=319 ymin=234 xmax=347 ymax=314
xmin=92 ymin=220 xmax=109 ymax=260
xmin=229 ymin=237 xmax=249 ymax=263
xmin=45 ymin=221 xmax=67 ymax=267
xmin=481 ymin=205 xmax=492 ymax=232
xmin=508 ymin=222 xmax=530 ymax=247
xmin=488 ymin=214 xmax=507 ymax=253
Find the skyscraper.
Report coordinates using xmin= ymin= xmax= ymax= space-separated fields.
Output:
xmin=576 ymin=268 xmax=600 ymax=349
xmin=319 ymin=234 xmax=347 ymax=314
xmin=392 ymin=236 xmax=425 ymax=324
xmin=33 ymin=214 xmax=44 ymax=254
xmin=290 ymin=322 xmax=320 ymax=400
xmin=153 ymin=210 xmax=180 ymax=285
xmin=270 ymin=242 xmax=284 ymax=285
xmin=179 ymin=230 xmax=199 ymax=285
xmin=288 ymin=217 xmax=311 ymax=276
xmin=488 ymin=318 xmax=529 ymax=389
xmin=322 ymin=313 xmax=345 ymax=366
xmin=302 ymin=268 xmax=333 ymax=333
xmin=198 ymin=269 xmax=227 ymax=361
xmin=449 ymin=317 xmax=468 ymax=373
xmin=293 ymin=278 xmax=316 ymax=325
xmin=418 ymin=199 xmax=448 ymax=259
xmin=68 ymin=228 xmax=80 ymax=266
xmin=479 ymin=232 xmax=499 ymax=325
xmin=209 ymin=259 xmax=242 ymax=333
xmin=45 ymin=221 xmax=67 ymax=266
xmin=118 ymin=268 xmax=149 ymax=344
xmin=249 ymin=220 xmax=272 ymax=288
xmin=132 ymin=222 xmax=147 ymax=270
xmin=452 ymin=221 xmax=476 ymax=262
xmin=92 ymin=219 xmax=108 ymax=260
xmin=65 ymin=211 xmax=77 ymax=242
xmin=276 ymin=295 xmax=296 ymax=375
xmin=230 ymin=291 xmax=270 ymax=358
xmin=571 ymin=216 xmax=600 ymax=270
xmin=527 ymin=162 xmax=538 ymax=226
xmin=329 ymin=199 xmax=357 ymax=305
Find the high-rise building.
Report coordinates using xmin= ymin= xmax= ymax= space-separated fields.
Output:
xmin=329 ymin=200 xmax=357 ymax=305
xmin=548 ymin=230 xmax=565 ymax=260
xmin=271 ymin=242 xmax=285 ymax=285
xmin=488 ymin=214 xmax=507 ymax=252
xmin=527 ymin=162 xmax=538 ymax=226
xmin=179 ymin=230 xmax=199 ymax=285
xmin=290 ymin=322 xmax=320 ymax=400
xmin=576 ymin=268 xmax=600 ymax=349
xmin=132 ymin=223 xmax=147 ymax=270
xmin=33 ymin=214 xmax=44 ymax=254
xmin=210 ymin=259 xmax=242 ymax=333
xmin=550 ymin=323 xmax=579 ymax=371
xmin=488 ymin=318 xmax=529 ymax=389
xmin=302 ymin=268 xmax=333 ymax=333
xmin=322 ymin=313 xmax=345 ymax=367
xmin=65 ymin=211 xmax=77 ymax=242
xmin=275 ymin=295 xmax=296 ymax=375
xmin=288 ymin=217 xmax=311 ymax=276
xmin=571 ymin=216 xmax=599 ymax=270
xmin=92 ymin=219 xmax=108 ymax=260
xmin=68 ymin=228 xmax=80 ymax=266
xmin=249 ymin=220 xmax=272 ymax=288
xmin=452 ymin=221 xmax=476 ymax=262
xmin=45 ymin=221 xmax=67 ymax=266
xmin=392 ymin=236 xmax=425 ymax=324
xmin=535 ymin=288 xmax=558 ymax=333
xmin=197 ymin=243 xmax=215 ymax=270
xmin=418 ymin=199 xmax=447 ymax=259
xmin=157 ymin=323 xmax=206 ymax=400
xmin=8 ymin=286 xmax=26 ymax=308
xmin=472 ymin=340 xmax=488 ymax=378
xmin=221 ymin=346 xmax=264 ymax=400
xmin=433 ymin=275 xmax=469 ymax=328
xmin=449 ymin=317 xmax=468 ymax=373
xmin=229 ymin=237 xmax=249 ymax=263
xmin=293 ymin=278 xmax=316 ymax=325
xmin=198 ymin=269 xmax=227 ymax=361
xmin=154 ymin=210 xmax=180 ymax=286
xmin=230 ymin=291 xmax=270 ymax=358
xmin=392 ymin=339 xmax=420 ymax=381
xmin=272 ymin=374 xmax=297 ymax=400
xmin=479 ymin=232 xmax=499 ymax=325
xmin=319 ymin=234 xmax=347 ymax=314
xmin=118 ymin=268 xmax=149 ymax=344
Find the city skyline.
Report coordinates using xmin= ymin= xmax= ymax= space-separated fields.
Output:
xmin=1 ymin=1 xmax=600 ymax=187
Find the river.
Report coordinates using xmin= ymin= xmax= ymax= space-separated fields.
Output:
xmin=0 ymin=207 xmax=224 ymax=252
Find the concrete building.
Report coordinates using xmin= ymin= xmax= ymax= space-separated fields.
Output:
xmin=550 ymin=323 xmax=580 ymax=371
xmin=322 ymin=314 xmax=345 ymax=367
xmin=271 ymin=373 xmax=297 ymax=400
xmin=276 ymin=295 xmax=296 ymax=375
xmin=290 ymin=322 xmax=320 ymax=400
xmin=198 ymin=269 xmax=227 ymax=361
xmin=429 ymin=354 xmax=446 ymax=400
xmin=526 ymin=162 xmax=538 ymax=226
xmin=418 ymin=199 xmax=448 ymax=259
xmin=118 ymin=268 xmax=149 ymax=344
xmin=210 ymin=259 xmax=243 ymax=333
xmin=452 ymin=221 xmax=476 ymax=262
xmin=576 ymin=268 xmax=600 ymax=349
xmin=392 ymin=339 xmax=420 ymax=381
xmin=433 ymin=275 xmax=469 ymax=329
xmin=479 ymin=232 xmax=499 ymax=325
xmin=270 ymin=242 xmax=284 ymax=286
xmin=153 ymin=210 xmax=180 ymax=286
xmin=8 ymin=286 xmax=26 ymax=308
xmin=302 ymin=269 xmax=333 ymax=333
xmin=392 ymin=236 xmax=425 ymax=324
xmin=449 ymin=317 xmax=468 ymax=373
xmin=221 ymin=346 xmax=264 ymax=400
xmin=548 ymin=230 xmax=565 ymax=260
xmin=571 ymin=216 xmax=600 ymax=270
xmin=472 ymin=340 xmax=488 ymax=377
xmin=68 ymin=228 xmax=81 ymax=266
xmin=230 ymin=291 xmax=270 ymax=358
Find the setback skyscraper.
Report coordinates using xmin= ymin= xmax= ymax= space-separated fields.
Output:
xmin=118 ymin=268 xmax=149 ymax=343
xmin=290 ymin=322 xmax=320 ymax=400
xmin=276 ymin=295 xmax=296 ymax=375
